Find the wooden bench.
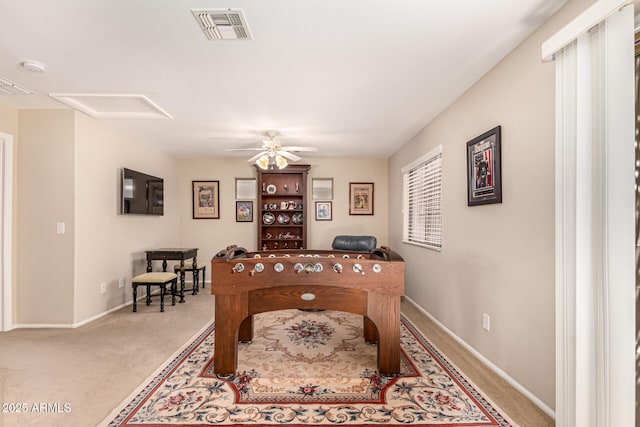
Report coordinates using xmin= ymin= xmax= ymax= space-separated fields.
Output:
xmin=132 ymin=272 xmax=178 ymax=312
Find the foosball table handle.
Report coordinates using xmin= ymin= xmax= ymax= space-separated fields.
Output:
xmin=214 ymin=245 xmax=248 ymax=261
xmin=371 ymin=246 xmax=392 ymax=261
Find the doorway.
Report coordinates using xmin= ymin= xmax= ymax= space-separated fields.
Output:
xmin=635 ymin=27 xmax=640 ymax=427
xmin=0 ymin=132 xmax=13 ymax=331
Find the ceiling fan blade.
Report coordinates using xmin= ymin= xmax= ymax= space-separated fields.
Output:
xmin=247 ymin=151 xmax=268 ymax=162
xmin=226 ymin=148 xmax=265 ymax=152
xmin=277 ymin=151 xmax=301 ymax=162
xmin=280 ymin=146 xmax=318 ymax=152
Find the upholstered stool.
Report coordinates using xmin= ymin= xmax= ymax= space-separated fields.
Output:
xmin=132 ymin=272 xmax=178 ymax=312
xmin=174 ymin=261 xmax=206 ymax=294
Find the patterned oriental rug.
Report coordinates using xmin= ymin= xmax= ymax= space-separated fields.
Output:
xmin=103 ymin=309 xmax=518 ymax=426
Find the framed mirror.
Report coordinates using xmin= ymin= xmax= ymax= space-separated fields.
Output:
xmin=235 ymin=178 xmax=256 ymax=199
xmin=312 ymin=178 xmax=333 ymax=200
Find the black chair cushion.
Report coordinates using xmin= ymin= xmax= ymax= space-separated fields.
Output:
xmin=331 ymin=235 xmax=377 ymax=252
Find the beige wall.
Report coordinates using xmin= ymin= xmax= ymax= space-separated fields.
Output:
xmin=74 ymin=113 xmax=179 ymax=323
xmin=177 ymin=157 xmax=388 ymax=278
xmin=307 ymin=158 xmax=388 ymax=249
xmin=388 ymin=0 xmax=595 ymax=410
xmin=2 ymin=108 xmax=180 ymax=325
xmin=0 ymin=103 xmax=18 ymax=136
xmin=176 ymin=158 xmax=256 ymax=264
xmin=2 ymin=110 xmax=386 ymax=325
xmin=17 ymin=110 xmax=76 ymax=324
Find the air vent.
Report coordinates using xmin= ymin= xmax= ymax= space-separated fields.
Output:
xmin=192 ymin=9 xmax=253 ymax=41
xmin=0 ymin=76 xmax=32 ymax=95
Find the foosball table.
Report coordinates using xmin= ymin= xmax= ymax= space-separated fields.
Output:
xmin=210 ymin=245 xmax=405 ymax=375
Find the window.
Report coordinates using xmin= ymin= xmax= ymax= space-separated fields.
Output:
xmin=402 ymin=146 xmax=442 ymax=250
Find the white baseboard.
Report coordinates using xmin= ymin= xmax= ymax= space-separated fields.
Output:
xmin=403 ymin=295 xmax=555 ymax=419
xmin=13 ymin=289 xmax=172 ymax=329
xmin=12 ymin=322 xmax=76 ymax=329
xmin=72 ymin=301 xmax=132 ymax=328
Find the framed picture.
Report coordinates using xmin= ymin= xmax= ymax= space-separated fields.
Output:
xmin=466 ymin=126 xmax=502 ymax=206
xmin=235 ymin=178 xmax=256 ymax=199
xmin=315 ymin=201 xmax=332 ymax=221
xmin=192 ymin=180 xmax=220 ymax=219
xmin=349 ymin=182 xmax=374 ymax=215
xmin=312 ymin=178 xmax=333 ymax=200
xmin=236 ymin=201 xmax=253 ymax=222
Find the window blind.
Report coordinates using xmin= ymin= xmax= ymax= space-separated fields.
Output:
xmin=402 ymin=146 xmax=442 ymax=250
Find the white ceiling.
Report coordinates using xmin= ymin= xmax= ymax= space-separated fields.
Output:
xmin=0 ymin=0 xmax=566 ymax=159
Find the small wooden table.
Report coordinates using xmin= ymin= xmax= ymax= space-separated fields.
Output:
xmin=146 ymin=248 xmax=198 ymax=303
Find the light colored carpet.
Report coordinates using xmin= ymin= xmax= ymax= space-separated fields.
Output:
xmin=0 ymin=293 xmax=553 ymax=427
xmin=103 ymin=309 xmax=518 ymax=426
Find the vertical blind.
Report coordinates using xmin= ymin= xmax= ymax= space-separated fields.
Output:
xmin=402 ymin=146 xmax=442 ymax=250
xmin=543 ymin=1 xmax=635 ymax=424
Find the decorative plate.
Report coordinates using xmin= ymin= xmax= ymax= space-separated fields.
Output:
xmin=277 ymin=213 xmax=290 ymax=224
xmin=263 ymin=212 xmax=275 ymax=225
xmin=266 ymin=184 xmax=277 ymax=194
xmin=292 ymin=212 xmax=303 ymax=225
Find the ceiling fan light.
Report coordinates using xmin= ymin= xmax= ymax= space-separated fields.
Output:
xmin=256 ymin=155 xmax=270 ymax=170
xmin=275 ymin=155 xmax=288 ymax=169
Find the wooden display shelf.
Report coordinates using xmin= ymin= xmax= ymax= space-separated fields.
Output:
xmin=256 ymin=164 xmax=310 ymax=251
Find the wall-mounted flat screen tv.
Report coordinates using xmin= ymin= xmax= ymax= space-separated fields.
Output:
xmin=121 ymin=168 xmax=164 ymax=215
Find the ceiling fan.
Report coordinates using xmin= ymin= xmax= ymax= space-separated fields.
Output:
xmin=227 ymin=130 xmax=318 ymax=170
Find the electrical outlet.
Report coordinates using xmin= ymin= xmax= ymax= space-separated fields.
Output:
xmin=100 ymin=282 xmax=106 ymax=294
xmin=482 ymin=313 xmax=490 ymax=331
xmin=118 ymin=278 xmax=125 ymax=289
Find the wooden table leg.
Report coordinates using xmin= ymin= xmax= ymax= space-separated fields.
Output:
xmin=364 ymin=316 xmax=378 ymax=343
xmin=214 ymin=293 xmax=249 ymax=375
xmin=132 ymin=284 xmax=138 ymax=312
xmin=178 ymin=260 xmax=185 ymax=303
xmin=192 ymin=257 xmax=198 ymax=295
xmin=238 ymin=316 xmax=254 ymax=342
xmin=367 ymin=293 xmax=401 ymax=375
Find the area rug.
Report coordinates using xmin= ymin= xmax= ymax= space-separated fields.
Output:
xmin=103 ymin=310 xmax=517 ymax=426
